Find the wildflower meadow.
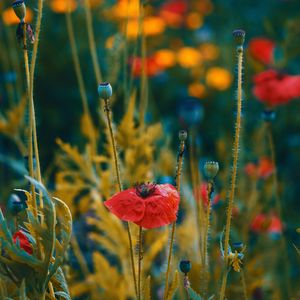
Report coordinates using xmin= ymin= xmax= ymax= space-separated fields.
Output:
xmin=0 ymin=0 xmax=300 ymax=299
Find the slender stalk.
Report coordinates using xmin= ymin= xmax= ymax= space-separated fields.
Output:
xmin=65 ymin=9 xmax=97 ymax=154
xmin=202 ymin=181 xmax=213 ymax=298
xmin=27 ymin=1 xmax=55 ymax=296
xmin=23 ymin=24 xmax=37 ymax=218
xmin=163 ymin=138 xmax=185 ymax=300
xmin=103 ymin=98 xmax=138 ymax=298
xmin=138 ymin=226 xmax=143 ymax=300
xmin=240 ymin=269 xmax=248 ymax=300
xmin=83 ymin=0 xmax=102 ymax=84
xmin=219 ymin=41 xmax=244 ymax=300
xmin=266 ymin=123 xmax=292 ymax=298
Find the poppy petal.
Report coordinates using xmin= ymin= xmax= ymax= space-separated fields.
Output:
xmin=104 ymin=189 xmax=145 ymax=222
xmin=136 ymin=184 xmax=179 ymax=229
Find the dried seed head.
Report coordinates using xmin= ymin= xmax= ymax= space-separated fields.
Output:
xmin=12 ymin=0 xmax=26 ymax=22
xmin=232 ymin=29 xmax=246 ymax=46
xmin=178 ymin=130 xmax=187 ymax=142
xmin=179 ymin=260 xmax=191 ymax=275
xmin=98 ymin=82 xmax=112 ymax=100
xmin=203 ymin=161 xmax=219 ymax=179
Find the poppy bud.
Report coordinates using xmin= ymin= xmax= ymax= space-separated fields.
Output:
xmin=12 ymin=0 xmax=26 ymax=22
xmin=232 ymin=242 xmax=244 ymax=251
xmin=233 ymin=29 xmax=245 ymax=46
xmin=203 ymin=161 xmax=219 ymax=179
xmin=7 ymin=194 xmax=25 ymax=216
xmin=178 ymin=130 xmax=187 ymax=141
xmin=98 ymin=82 xmax=112 ymax=100
xmin=179 ymin=260 xmax=191 ymax=275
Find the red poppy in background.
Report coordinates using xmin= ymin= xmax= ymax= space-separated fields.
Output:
xmin=250 ymin=213 xmax=283 ymax=235
xmin=104 ymin=183 xmax=180 ymax=229
xmin=244 ymin=157 xmax=274 ymax=179
xmin=160 ymin=0 xmax=188 ymax=27
xmin=13 ymin=230 xmax=33 ymax=254
xmin=253 ymin=69 xmax=300 ymax=106
xmin=248 ymin=38 xmax=275 ymax=65
xmin=130 ymin=56 xmax=162 ymax=77
xmin=197 ymin=182 xmax=220 ymax=207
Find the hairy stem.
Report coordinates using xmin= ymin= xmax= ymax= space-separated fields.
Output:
xmin=219 ymin=45 xmax=244 ymax=300
xmin=163 ymin=139 xmax=185 ymax=300
xmin=138 ymin=226 xmax=143 ymax=300
xmin=240 ymin=269 xmax=248 ymax=300
xmin=103 ymin=98 xmax=138 ymax=298
xmin=203 ymin=181 xmax=213 ymax=298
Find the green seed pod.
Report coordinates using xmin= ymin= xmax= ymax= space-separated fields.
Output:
xmin=232 ymin=29 xmax=245 ymax=46
xmin=179 ymin=260 xmax=191 ymax=275
xmin=98 ymin=82 xmax=112 ymax=100
xmin=203 ymin=161 xmax=219 ymax=179
xmin=178 ymin=130 xmax=187 ymax=141
xmin=12 ymin=0 xmax=26 ymax=22
xmin=7 ymin=194 xmax=25 ymax=216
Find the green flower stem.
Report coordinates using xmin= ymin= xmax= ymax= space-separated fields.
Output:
xmin=138 ymin=226 xmax=143 ymax=300
xmin=219 ymin=45 xmax=244 ymax=300
xmin=202 ymin=180 xmax=213 ymax=298
xmin=83 ymin=0 xmax=102 ymax=84
xmin=103 ymin=98 xmax=138 ymax=298
xmin=163 ymin=139 xmax=185 ymax=300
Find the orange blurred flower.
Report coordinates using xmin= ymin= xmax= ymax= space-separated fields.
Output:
xmin=188 ymin=83 xmax=206 ymax=98
xmin=49 ymin=0 xmax=77 ymax=14
xmin=206 ymin=67 xmax=232 ymax=91
xmin=125 ymin=17 xmax=165 ymax=39
xmin=112 ymin=0 xmax=140 ymax=19
xmin=153 ymin=49 xmax=176 ymax=69
xmin=130 ymin=56 xmax=162 ymax=77
xmin=177 ymin=47 xmax=202 ymax=68
xmin=199 ymin=43 xmax=219 ymax=61
xmin=2 ymin=7 xmax=33 ymax=25
xmin=186 ymin=12 xmax=203 ymax=30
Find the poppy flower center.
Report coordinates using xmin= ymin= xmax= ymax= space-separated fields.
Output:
xmin=135 ymin=183 xmax=157 ymax=198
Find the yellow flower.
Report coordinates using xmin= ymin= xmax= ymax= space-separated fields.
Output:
xmin=177 ymin=47 xmax=202 ymax=68
xmin=112 ymin=0 xmax=140 ymax=19
xmin=154 ymin=49 xmax=176 ymax=69
xmin=49 ymin=0 xmax=77 ymax=14
xmin=125 ymin=17 xmax=165 ymax=39
xmin=206 ymin=67 xmax=232 ymax=91
xmin=2 ymin=7 xmax=33 ymax=25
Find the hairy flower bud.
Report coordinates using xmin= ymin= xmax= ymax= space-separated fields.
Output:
xmin=178 ymin=130 xmax=187 ymax=142
xmin=203 ymin=161 xmax=219 ymax=179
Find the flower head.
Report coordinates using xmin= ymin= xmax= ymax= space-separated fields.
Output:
xmin=12 ymin=0 xmax=26 ymax=22
xmin=13 ymin=230 xmax=33 ymax=254
xmin=253 ymin=69 xmax=300 ymax=106
xmin=104 ymin=183 xmax=180 ymax=229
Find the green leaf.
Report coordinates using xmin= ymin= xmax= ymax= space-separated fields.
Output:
xmin=188 ymin=287 xmax=203 ymax=300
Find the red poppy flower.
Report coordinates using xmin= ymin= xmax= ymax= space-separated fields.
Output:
xmin=253 ymin=69 xmax=300 ymax=106
xmin=248 ymin=38 xmax=275 ymax=65
xmin=130 ymin=56 xmax=162 ymax=78
xmin=250 ymin=213 xmax=283 ymax=234
xmin=160 ymin=0 xmax=188 ymax=27
xmin=104 ymin=183 xmax=180 ymax=229
xmin=244 ymin=157 xmax=274 ymax=179
xmin=13 ymin=230 xmax=33 ymax=254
